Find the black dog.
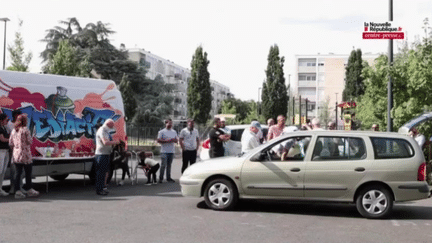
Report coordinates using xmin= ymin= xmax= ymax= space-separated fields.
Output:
xmin=107 ymin=141 xmax=131 ymax=185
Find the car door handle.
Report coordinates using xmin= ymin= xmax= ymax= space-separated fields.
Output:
xmin=354 ymin=167 xmax=365 ymax=172
xmin=290 ymin=168 xmax=301 ymax=172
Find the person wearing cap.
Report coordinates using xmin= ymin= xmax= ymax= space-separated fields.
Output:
xmin=241 ymin=121 xmax=261 ymax=153
xmin=0 ymin=114 xmax=10 ymax=196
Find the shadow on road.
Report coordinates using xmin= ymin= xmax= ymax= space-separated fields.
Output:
xmin=196 ymin=199 xmax=432 ymax=220
xmin=0 ymin=177 xmax=183 ymax=203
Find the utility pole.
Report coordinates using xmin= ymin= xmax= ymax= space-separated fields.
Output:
xmin=387 ymin=0 xmax=393 ymax=132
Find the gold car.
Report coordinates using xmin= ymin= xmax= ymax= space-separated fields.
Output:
xmin=180 ymin=130 xmax=431 ymax=219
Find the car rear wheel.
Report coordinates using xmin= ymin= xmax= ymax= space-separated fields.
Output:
xmin=356 ymin=185 xmax=393 ymax=219
xmin=204 ymin=178 xmax=238 ymax=211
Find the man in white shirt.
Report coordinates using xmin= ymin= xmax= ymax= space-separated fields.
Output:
xmin=157 ymin=119 xmax=178 ymax=183
xmin=179 ymin=119 xmax=200 ymax=174
xmin=241 ymin=121 xmax=261 ymax=153
xmin=410 ymin=128 xmax=426 ymax=149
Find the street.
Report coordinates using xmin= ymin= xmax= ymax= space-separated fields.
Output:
xmin=1 ymin=156 xmax=432 ymax=243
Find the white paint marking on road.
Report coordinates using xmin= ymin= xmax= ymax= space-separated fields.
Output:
xmin=392 ymin=220 xmax=400 ymax=226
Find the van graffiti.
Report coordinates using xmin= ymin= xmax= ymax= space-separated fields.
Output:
xmin=2 ymin=106 xmax=120 ymax=142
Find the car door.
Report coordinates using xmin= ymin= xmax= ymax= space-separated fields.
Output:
xmin=304 ymin=136 xmax=372 ymax=198
xmin=240 ymin=136 xmax=311 ymax=198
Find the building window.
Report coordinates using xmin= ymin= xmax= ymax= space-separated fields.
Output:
xmin=299 ymin=74 xmax=316 ymax=81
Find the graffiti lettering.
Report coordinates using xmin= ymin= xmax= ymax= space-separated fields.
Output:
xmin=2 ymin=106 xmax=120 ymax=142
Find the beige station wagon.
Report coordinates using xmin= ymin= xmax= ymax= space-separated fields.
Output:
xmin=180 ymin=130 xmax=431 ymax=219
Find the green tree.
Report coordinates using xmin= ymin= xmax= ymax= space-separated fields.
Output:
xmin=46 ymin=39 xmax=91 ymax=77
xmin=41 ymin=18 xmax=173 ymax=126
xmin=119 ymin=74 xmax=137 ymax=121
xmin=6 ymin=19 xmax=32 ymax=72
xmin=342 ymin=49 xmax=365 ymax=101
xmin=187 ymin=46 xmax=212 ymax=124
xmin=261 ymin=44 xmax=288 ymax=120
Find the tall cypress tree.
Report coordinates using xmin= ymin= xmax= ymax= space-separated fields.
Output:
xmin=343 ymin=49 xmax=365 ymax=101
xmin=261 ymin=44 xmax=288 ymax=120
xmin=187 ymin=46 xmax=212 ymax=124
xmin=119 ymin=74 xmax=137 ymax=121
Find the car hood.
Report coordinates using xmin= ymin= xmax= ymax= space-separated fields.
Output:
xmin=186 ymin=156 xmax=244 ymax=174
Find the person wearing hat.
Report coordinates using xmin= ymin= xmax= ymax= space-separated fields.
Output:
xmin=0 ymin=113 xmax=10 ymax=196
xmin=241 ymin=121 xmax=261 ymax=153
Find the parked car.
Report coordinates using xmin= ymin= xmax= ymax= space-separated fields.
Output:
xmin=199 ymin=124 xmax=269 ymax=160
xmin=199 ymin=124 xmax=300 ymax=160
xmin=180 ymin=130 xmax=431 ymax=219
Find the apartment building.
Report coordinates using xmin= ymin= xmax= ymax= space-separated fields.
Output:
xmin=128 ymin=48 xmax=231 ymax=121
xmin=293 ymin=53 xmax=380 ymax=118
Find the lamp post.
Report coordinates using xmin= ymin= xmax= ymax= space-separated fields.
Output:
xmin=258 ymin=87 xmax=262 ymax=116
xmin=0 ymin=17 xmax=10 ymax=70
xmin=335 ymin=93 xmax=338 ymax=129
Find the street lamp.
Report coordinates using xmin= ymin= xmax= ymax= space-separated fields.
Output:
xmin=0 ymin=17 xmax=10 ymax=70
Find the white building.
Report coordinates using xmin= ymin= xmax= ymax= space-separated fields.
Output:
xmin=292 ymin=53 xmax=380 ymax=118
xmin=128 ymin=48 xmax=231 ymax=120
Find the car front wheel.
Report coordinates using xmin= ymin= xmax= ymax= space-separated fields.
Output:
xmin=356 ymin=185 xmax=393 ymax=219
xmin=204 ymin=178 xmax=238 ymax=211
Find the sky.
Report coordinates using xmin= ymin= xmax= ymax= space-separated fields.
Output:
xmin=1 ymin=0 xmax=432 ymax=101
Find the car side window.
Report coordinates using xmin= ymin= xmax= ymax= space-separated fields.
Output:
xmin=266 ymin=136 xmax=311 ymax=162
xmin=312 ymin=136 xmax=366 ymax=161
xmin=230 ymin=129 xmax=244 ymax=142
xmin=370 ymin=137 xmax=414 ymax=159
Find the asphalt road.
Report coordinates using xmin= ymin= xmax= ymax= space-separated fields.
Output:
xmin=1 ymin=156 xmax=432 ymax=243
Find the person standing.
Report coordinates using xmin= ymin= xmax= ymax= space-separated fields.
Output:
xmin=241 ymin=121 xmax=261 ymax=153
xmin=94 ymin=119 xmax=119 ymax=195
xmin=209 ymin=118 xmax=230 ymax=158
xmin=9 ymin=114 xmax=39 ymax=199
xmin=179 ymin=119 xmax=200 ymax=174
xmin=267 ymin=115 xmax=286 ymax=141
xmin=0 ymin=114 xmax=10 ymax=196
xmin=219 ymin=117 xmax=232 ymax=156
xmin=7 ymin=109 xmax=22 ymax=194
xmin=157 ymin=118 xmax=178 ymax=183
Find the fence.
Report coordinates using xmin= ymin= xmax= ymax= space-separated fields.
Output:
xmin=126 ymin=125 xmax=209 ymax=146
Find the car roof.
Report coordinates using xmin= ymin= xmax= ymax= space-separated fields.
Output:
xmin=279 ymin=130 xmax=412 ymax=139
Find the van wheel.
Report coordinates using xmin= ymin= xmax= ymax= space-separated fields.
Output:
xmin=49 ymin=174 xmax=69 ymax=181
xmin=356 ymin=185 xmax=393 ymax=219
xmin=204 ymin=178 xmax=238 ymax=211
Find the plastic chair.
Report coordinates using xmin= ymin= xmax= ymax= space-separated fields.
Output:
xmin=131 ymin=151 xmax=154 ymax=185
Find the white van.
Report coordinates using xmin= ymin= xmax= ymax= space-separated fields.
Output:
xmin=0 ymin=70 xmax=126 ymax=181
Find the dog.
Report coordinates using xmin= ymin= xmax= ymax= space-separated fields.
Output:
xmin=107 ymin=141 xmax=131 ymax=185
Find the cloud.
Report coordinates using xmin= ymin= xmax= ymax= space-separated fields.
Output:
xmin=279 ymin=15 xmax=366 ymax=32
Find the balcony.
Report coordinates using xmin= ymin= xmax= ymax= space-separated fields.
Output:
xmin=298 ymin=66 xmax=316 ymax=73
xmin=298 ymin=81 xmax=317 ymax=88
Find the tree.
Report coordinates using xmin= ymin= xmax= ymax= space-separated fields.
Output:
xmin=261 ymin=45 xmax=288 ymax=120
xmin=6 ymin=19 xmax=32 ymax=72
xmin=342 ymin=49 xmax=365 ymax=101
xmin=119 ymin=74 xmax=137 ymax=121
xmin=41 ymin=18 xmax=173 ymax=126
xmin=187 ymin=46 xmax=212 ymax=124
xmin=46 ymin=39 xmax=91 ymax=77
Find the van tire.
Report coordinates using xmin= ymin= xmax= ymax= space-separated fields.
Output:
xmin=49 ymin=174 xmax=69 ymax=181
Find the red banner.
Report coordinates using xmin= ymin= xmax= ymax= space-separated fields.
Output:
xmin=363 ymin=32 xmax=404 ymax=39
